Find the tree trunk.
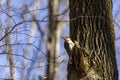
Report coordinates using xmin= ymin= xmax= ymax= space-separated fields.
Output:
xmin=46 ymin=0 xmax=64 ymax=80
xmin=68 ymin=0 xmax=118 ymax=80
xmin=6 ymin=0 xmax=14 ymax=79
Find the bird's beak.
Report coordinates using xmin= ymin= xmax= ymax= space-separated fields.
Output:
xmin=61 ymin=36 xmax=65 ymax=40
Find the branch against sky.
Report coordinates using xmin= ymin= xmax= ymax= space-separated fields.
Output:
xmin=0 ymin=0 xmax=69 ymax=79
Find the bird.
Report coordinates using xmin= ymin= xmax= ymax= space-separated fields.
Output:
xmin=62 ymin=36 xmax=75 ymax=55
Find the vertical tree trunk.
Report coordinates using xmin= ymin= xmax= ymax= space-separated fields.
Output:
xmin=46 ymin=0 xmax=63 ymax=80
xmin=68 ymin=0 xmax=118 ymax=80
xmin=6 ymin=0 xmax=14 ymax=79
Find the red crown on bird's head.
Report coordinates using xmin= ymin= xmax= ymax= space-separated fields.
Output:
xmin=62 ymin=36 xmax=71 ymax=41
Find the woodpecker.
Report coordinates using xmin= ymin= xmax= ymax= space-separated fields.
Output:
xmin=63 ymin=36 xmax=75 ymax=55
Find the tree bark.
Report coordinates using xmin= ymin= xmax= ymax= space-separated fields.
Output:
xmin=68 ymin=0 xmax=118 ymax=80
xmin=46 ymin=0 xmax=64 ymax=80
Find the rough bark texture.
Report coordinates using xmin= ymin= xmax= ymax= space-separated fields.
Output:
xmin=68 ymin=0 xmax=118 ymax=80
